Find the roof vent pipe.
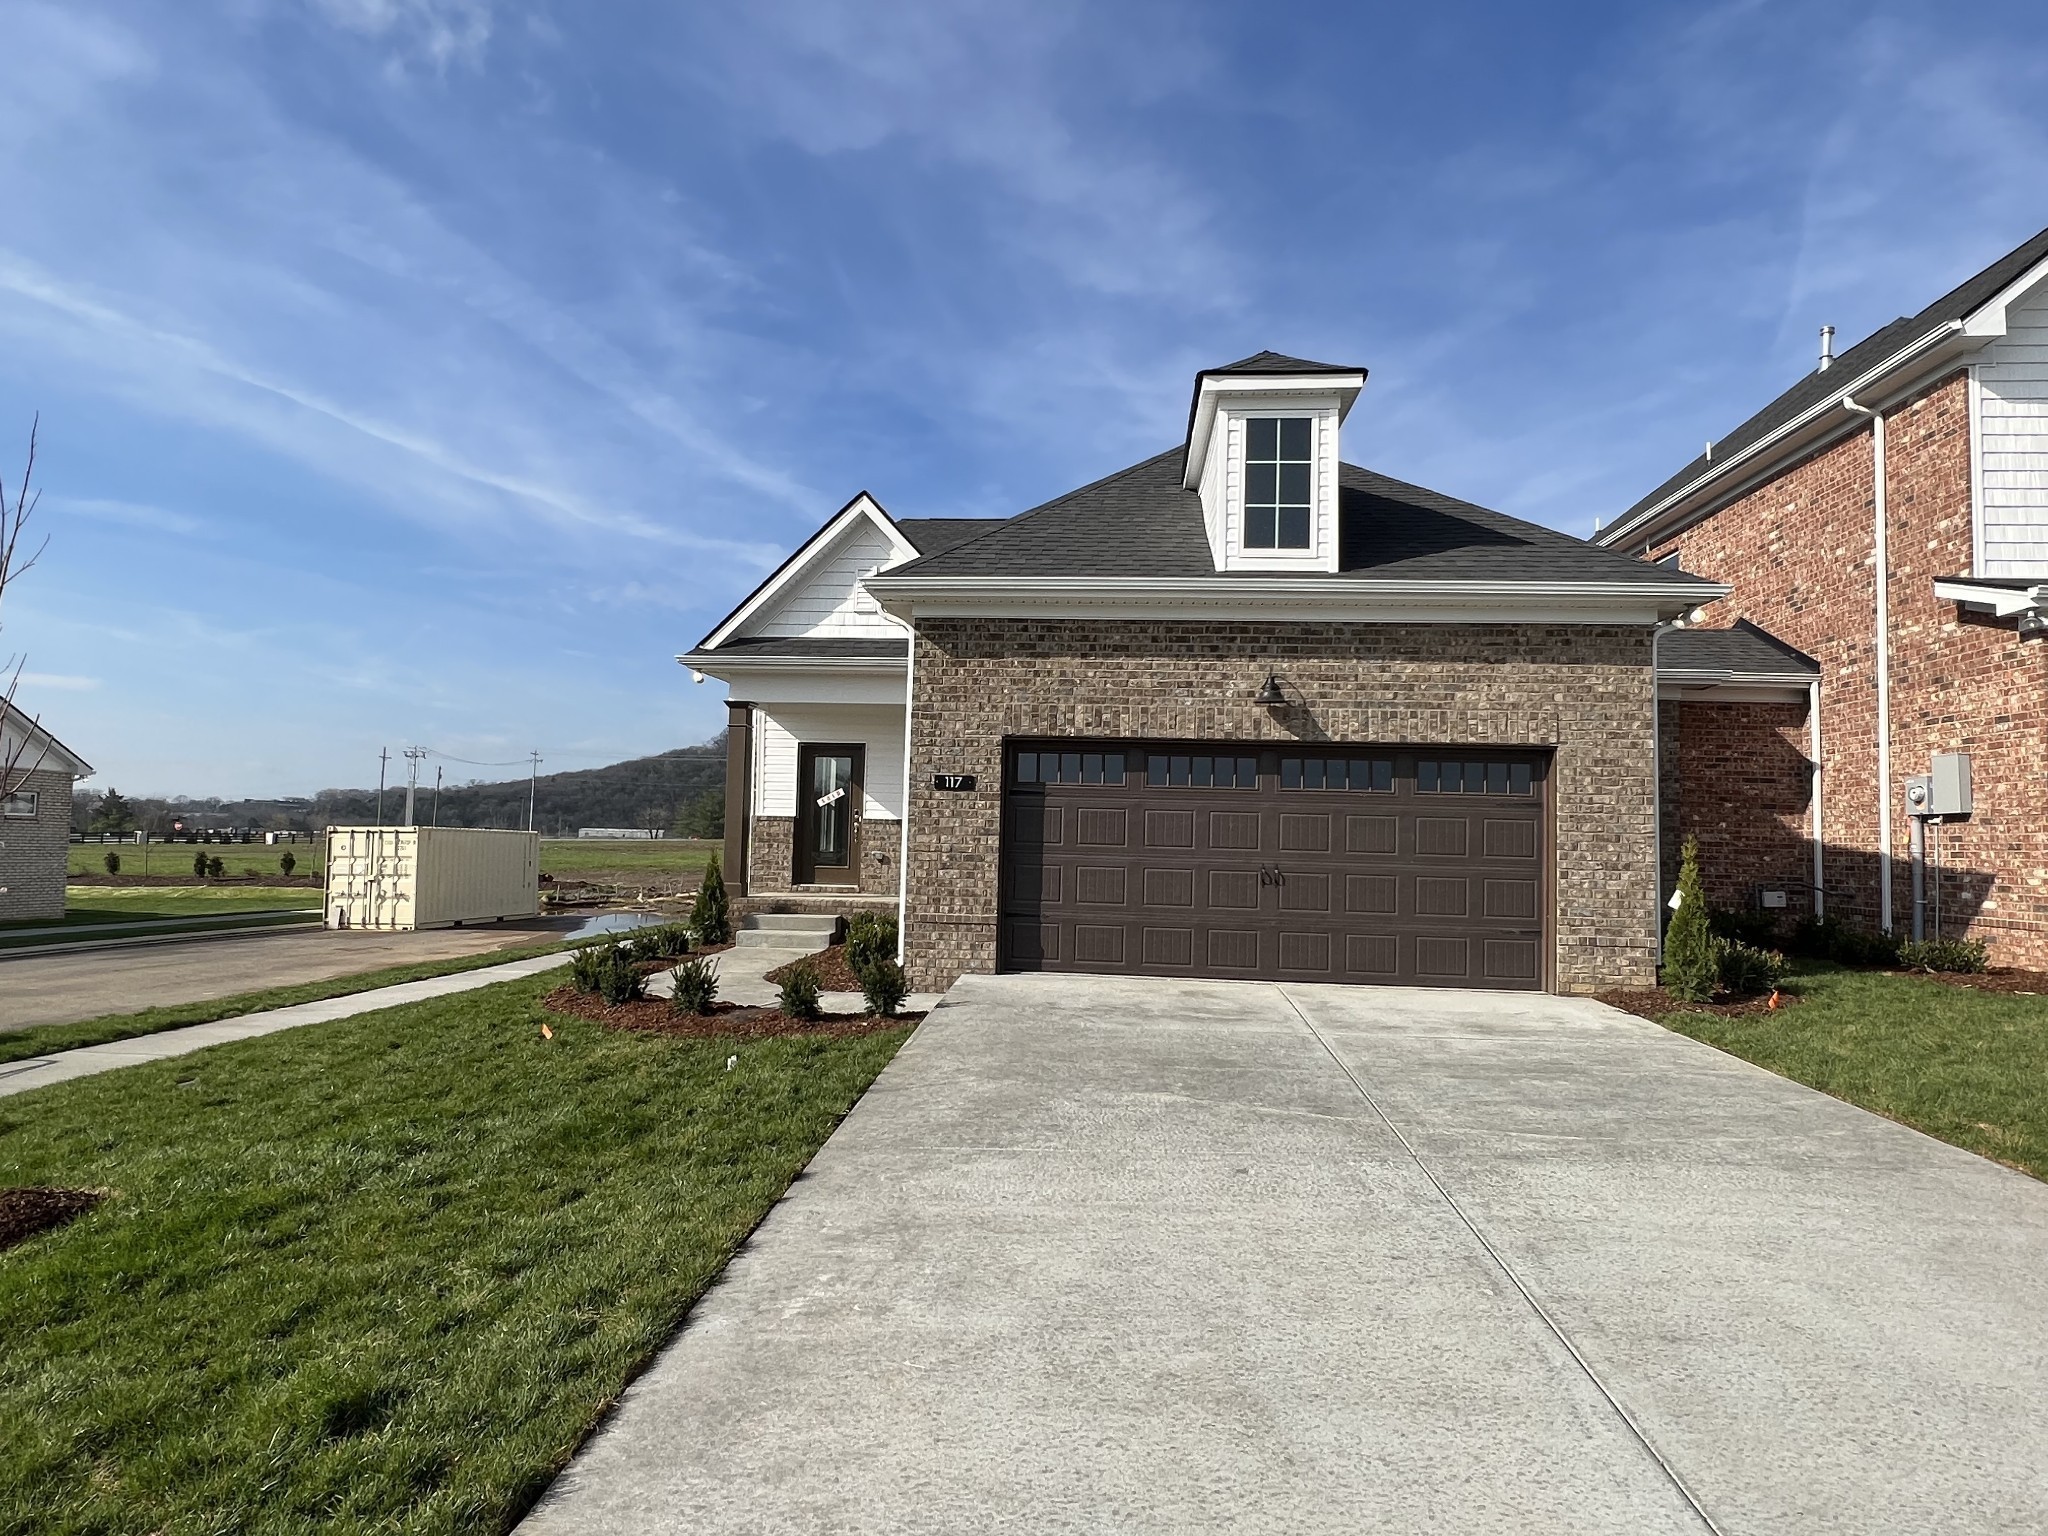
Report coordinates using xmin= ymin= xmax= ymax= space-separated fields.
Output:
xmin=1818 ymin=324 xmax=1835 ymax=372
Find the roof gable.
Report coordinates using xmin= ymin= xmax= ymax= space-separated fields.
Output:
xmin=698 ymin=492 xmax=919 ymax=649
xmin=1 ymin=699 xmax=93 ymax=779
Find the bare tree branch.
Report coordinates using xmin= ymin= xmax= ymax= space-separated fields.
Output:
xmin=1 ymin=415 xmax=56 ymax=801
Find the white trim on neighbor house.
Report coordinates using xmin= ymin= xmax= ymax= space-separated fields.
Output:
xmin=1972 ymin=275 xmax=2048 ymax=578
xmin=699 ymin=492 xmax=919 ymax=651
xmin=865 ymin=573 xmax=1727 ymax=626
xmin=0 ymin=699 xmax=94 ymax=780
xmin=1931 ymin=576 xmax=2048 ymax=617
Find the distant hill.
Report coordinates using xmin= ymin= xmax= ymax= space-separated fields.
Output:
xmin=81 ymin=739 xmax=727 ymax=839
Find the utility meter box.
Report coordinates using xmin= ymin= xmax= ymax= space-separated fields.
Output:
xmin=1929 ymin=753 xmax=1973 ymax=818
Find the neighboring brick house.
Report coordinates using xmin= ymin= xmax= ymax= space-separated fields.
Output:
xmin=0 ymin=699 xmax=94 ymax=924
xmin=1597 ymin=225 xmax=2048 ymax=965
xmin=686 ymin=354 xmax=1719 ymax=994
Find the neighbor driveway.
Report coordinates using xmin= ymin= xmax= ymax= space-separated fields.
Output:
xmin=521 ymin=974 xmax=2048 ymax=1535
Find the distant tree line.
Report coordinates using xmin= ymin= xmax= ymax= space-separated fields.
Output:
xmin=74 ymin=736 xmax=728 ymax=839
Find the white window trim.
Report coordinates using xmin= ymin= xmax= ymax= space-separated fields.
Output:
xmin=1240 ymin=412 xmax=1317 ymax=554
xmin=3 ymin=789 xmax=39 ymax=818
xmin=1222 ymin=401 xmax=1338 ymax=573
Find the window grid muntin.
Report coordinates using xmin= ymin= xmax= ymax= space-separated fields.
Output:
xmin=1244 ymin=415 xmax=1313 ymax=550
xmin=1279 ymin=757 xmax=1393 ymax=792
xmin=1417 ymin=760 xmax=1534 ymax=796
xmin=1014 ymin=750 xmax=1126 ymax=786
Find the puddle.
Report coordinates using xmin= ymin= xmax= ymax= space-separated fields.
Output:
xmin=561 ymin=911 xmax=670 ymax=941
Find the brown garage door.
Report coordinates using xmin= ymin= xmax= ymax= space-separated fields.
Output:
xmin=1000 ymin=743 xmax=1550 ymax=990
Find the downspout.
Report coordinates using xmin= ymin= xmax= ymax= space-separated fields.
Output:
xmin=1843 ymin=397 xmax=1893 ymax=932
xmin=896 ymin=621 xmax=917 ymax=966
xmin=1652 ymin=619 xmax=1673 ymax=964
xmin=1808 ymin=678 xmax=1825 ymax=919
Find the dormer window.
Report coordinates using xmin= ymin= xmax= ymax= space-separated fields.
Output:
xmin=1245 ymin=417 xmax=1313 ymax=549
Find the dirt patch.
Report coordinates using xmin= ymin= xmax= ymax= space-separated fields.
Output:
xmin=541 ymin=986 xmax=917 ymax=1040
xmin=1884 ymin=966 xmax=2048 ymax=996
xmin=68 ymin=873 xmax=322 ymax=888
xmin=1595 ymin=987 xmax=1800 ymax=1022
xmin=764 ymin=944 xmax=864 ymax=991
xmin=0 ymin=1187 xmax=104 ymax=1252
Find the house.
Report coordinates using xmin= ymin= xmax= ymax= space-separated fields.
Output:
xmin=684 ymin=354 xmax=1721 ymax=993
xmin=1595 ymin=223 xmax=2048 ymax=967
xmin=0 ymin=699 xmax=94 ymax=924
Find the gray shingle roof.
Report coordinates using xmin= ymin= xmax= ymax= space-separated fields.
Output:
xmin=895 ymin=518 xmax=1003 ymax=556
xmin=686 ymin=636 xmax=906 ymax=661
xmin=1204 ymin=350 xmax=1362 ymax=376
xmin=1623 ymin=223 xmax=2048 ymax=526
xmin=1658 ymin=620 xmax=1818 ymax=679
xmin=886 ymin=446 xmax=1706 ymax=587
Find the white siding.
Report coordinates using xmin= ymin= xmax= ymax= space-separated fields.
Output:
xmin=1977 ymin=280 xmax=2048 ymax=576
xmin=752 ymin=703 xmax=906 ymax=820
xmin=1193 ymin=396 xmax=1343 ymax=574
xmin=749 ymin=520 xmax=909 ymax=639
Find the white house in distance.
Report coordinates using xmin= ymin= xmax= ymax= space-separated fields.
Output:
xmin=1 ymin=698 xmax=95 ymax=924
xmin=681 ymin=494 xmax=995 ymax=907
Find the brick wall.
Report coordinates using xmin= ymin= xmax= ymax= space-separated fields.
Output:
xmin=1652 ymin=370 xmax=2048 ymax=965
xmin=747 ymin=814 xmax=899 ymax=896
xmin=1662 ymin=699 xmax=1815 ymax=913
xmin=905 ymin=618 xmax=1660 ymax=994
xmin=0 ymin=767 xmax=74 ymax=923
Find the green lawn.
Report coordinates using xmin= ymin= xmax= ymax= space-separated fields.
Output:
xmin=0 ymin=943 xmax=575 ymax=1065
xmin=1659 ymin=962 xmax=2048 ymax=1180
xmin=21 ymin=886 xmax=321 ymax=928
xmin=0 ymin=973 xmax=910 ymax=1535
xmin=70 ymin=843 xmax=319 ymax=878
xmin=68 ymin=838 xmax=718 ymax=882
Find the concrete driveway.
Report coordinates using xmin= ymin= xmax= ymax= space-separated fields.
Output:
xmin=521 ymin=974 xmax=2048 ymax=1535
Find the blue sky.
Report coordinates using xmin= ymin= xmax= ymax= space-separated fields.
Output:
xmin=3 ymin=0 xmax=2045 ymax=798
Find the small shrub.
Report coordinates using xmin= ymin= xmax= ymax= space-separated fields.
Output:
xmin=1788 ymin=914 xmax=1902 ymax=969
xmin=1897 ymin=937 xmax=1989 ymax=974
xmin=860 ymin=957 xmax=909 ymax=1017
xmin=279 ymin=851 xmax=297 ymax=875
xmin=1708 ymin=905 xmax=1779 ymax=948
xmin=1716 ymin=939 xmax=1787 ymax=997
xmin=206 ymin=855 xmax=226 ymax=880
xmin=590 ymin=941 xmax=646 ymax=1005
xmin=646 ymin=922 xmax=692 ymax=959
xmin=690 ymin=855 xmax=731 ymax=946
xmin=193 ymin=850 xmax=210 ymax=879
xmin=778 ymin=959 xmax=822 ymax=1022
xmin=1662 ymin=838 xmax=1718 ymax=1003
xmin=102 ymin=851 xmax=121 ymax=875
xmin=568 ymin=944 xmax=607 ymax=994
xmin=845 ymin=910 xmax=899 ymax=979
xmin=669 ymin=957 xmax=719 ymax=1015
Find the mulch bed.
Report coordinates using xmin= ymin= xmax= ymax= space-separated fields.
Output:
xmin=0 ymin=1188 xmax=104 ymax=1252
xmin=764 ymin=944 xmax=865 ymax=991
xmin=1596 ymin=987 xmax=1800 ymax=1021
xmin=541 ymin=986 xmax=918 ymax=1040
xmin=1885 ymin=966 xmax=2048 ymax=996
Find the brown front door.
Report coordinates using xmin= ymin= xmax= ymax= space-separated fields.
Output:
xmin=795 ymin=743 xmax=863 ymax=886
xmin=1000 ymin=742 xmax=1551 ymax=990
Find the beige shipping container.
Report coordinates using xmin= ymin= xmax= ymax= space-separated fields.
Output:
xmin=325 ymin=826 xmax=540 ymax=931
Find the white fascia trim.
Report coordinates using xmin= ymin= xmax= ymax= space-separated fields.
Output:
xmin=0 ymin=702 xmax=94 ymax=779
xmin=1183 ymin=373 xmax=1365 ymax=490
xmin=1932 ymin=578 xmax=2048 ymax=617
xmin=1959 ymin=250 xmax=2048 ymax=338
xmin=866 ymin=574 xmax=1727 ymax=624
xmin=679 ymin=654 xmax=908 ymax=678
xmin=699 ymin=494 xmax=917 ymax=650
xmin=1595 ymin=322 xmax=1977 ymax=553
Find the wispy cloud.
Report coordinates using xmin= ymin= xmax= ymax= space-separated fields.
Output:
xmin=18 ymin=672 xmax=100 ymax=691
xmin=47 ymin=495 xmax=207 ymax=537
xmin=307 ymin=0 xmax=495 ymax=74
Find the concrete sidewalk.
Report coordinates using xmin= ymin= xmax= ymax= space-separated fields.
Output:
xmin=0 ymin=951 xmax=575 ymax=1099
xmin=520 ymin=972 xmax=2048 ymax=1536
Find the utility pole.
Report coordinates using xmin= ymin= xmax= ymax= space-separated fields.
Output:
xmin=375 ymin=748 xmax=389 ymax=827
xmin=527 ymin=750 xmax=542 ymax=832
xmin=402 ymin=746 xmax=427 ymax=826
xmin=432 ymin=765 xmax=443 ymax=827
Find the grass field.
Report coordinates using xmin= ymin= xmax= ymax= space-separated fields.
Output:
xmin=67 ymin=838 xmax=719 ymax=882
xmin=1658 ymin=962 xmax=2048 ymax=1181
xmin=26 ymin=887 xmax=321 ymax=927
xmin=0 ymin=942 xmax=574 ymax=1065
xmin=0 ymin=974 xmax=909 ymax=1534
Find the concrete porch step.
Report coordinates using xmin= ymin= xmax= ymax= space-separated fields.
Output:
xmin=734 ymin=911 xmax=844 ymax=949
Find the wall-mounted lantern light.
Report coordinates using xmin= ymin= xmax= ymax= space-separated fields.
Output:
xmin=1254 ymin=672 xmax=1287 ymax=708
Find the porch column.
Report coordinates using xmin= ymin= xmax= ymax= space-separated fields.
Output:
xmin=724 ymin=700 xmax=752 ymax=895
